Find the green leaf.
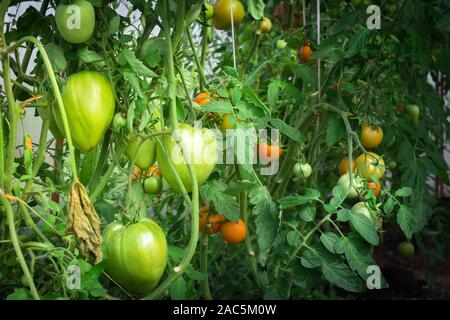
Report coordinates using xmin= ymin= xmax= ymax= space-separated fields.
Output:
xmin=243 ymin=85 xmax=271 ymax=118
xmin=320 ymin=232 xmax=340 ymax=253
xmin=299 ymin=206 xmax=317 ymax=222
xmin=321 ymin=262 xmax=366 ymax=293
xmin=185 ymin=267 xmax=207 ymax=281
xmin=397 ymin=205 xmax=416 ymax=240
xmin=77 ymin=47 xmax=104 ymax=63
xmin=345 ymin=29 xmax=372 ymax=58
xmin=245 ymin=61 xmax=269 ymax=86
xmin=202 ymin=100 xmax=233 ymax=113
xmin=236 ymin=101 xmax=266 ymax=120
xmin=123 ymin=72 xmax=144 ymax=98
xmin=108 ymin=15 xmax=121 ymax=35
xmin=7 ymin=288 xmax=33 ymax=300
xmin=287 ymin=231 xmax=300 ymax=246
xmin=170 ymin=276 xmax=186 ymax=300
xmin=254 ymin=197 xmax=279 ymax=255
xmin=270 ymin=118 xmax=304 ymax=142
xmin=247 ymin=0 xmax=265 ymax=20
xmin=395 ymin=187 xmax=413 ymax=197
xmin=278 ymin=189 xmax=321 ymax=209
xmin=44 ymin=43 xmax=66 ymax=72
xmin=81 ymin=260 xmax=107 ymax=297
xmin=290 ymin=64 xmax=317 ymax=87
xmin=326 ymin=117 xmax=346 ymax=146
xmin=336 ymin=208 xmax=351 ymax=222
xmin=120 ymin=49 xmax=156 ymax=77
xmin=383 ymin=197 xmax=396 ymax=214
xmin=79 ymin=147 xmax=98 ymax=185
xmin=350 ymin=213 xmax=379 ymax=245
xmin=200 ymin=180 xmax=240 ymax=221
xmin=268 ymin=80 xmax=281 ymax=109
xmin=224 ymin=180 xmax=257 ymax=196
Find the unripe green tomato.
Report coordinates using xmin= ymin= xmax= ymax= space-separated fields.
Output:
xmin=276 ymin=39 xmax=287 ymax=49
xmin=111 ymin=113 xmax=127 ymax=132
xmin=54 ymin=71 xmax=115 ymax=153
xmin=259 ymin=17 xmax=272 ymax=33
xmin=103 ymin=218 xmax=168 ymax=294
xmin=398 ymin=241 xmax=415 ymax=259
xmin=156 ymin=124 xmax=218 ymax=193
xmin=125 ymin=137 xmax=157 ymax=169
xmin=406 ymin=104 xmax=420 ymax=125
xmin=204 ymin=3 xmax=214 ymax=20
xmin=55 ymin=0 xmax=95 ymax=44
xmin=300 ymin=163 xmax=312 ymax=178
xmin=144 ymin=176 xmax=162 ymax=194
xmin=337 ymin=173 xmax=363 ymax=199
xmin=238 ymin=24 xmax=253 ymax=43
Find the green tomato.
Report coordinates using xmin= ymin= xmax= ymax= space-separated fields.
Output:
xmin=214 ymin=0 xmax=245 ymax=30
xmin=54 ymin=71 xmax=115 ymax=153
xmin=351 ymin=202 xmax=373 ymax=222
xmin=276 ymin=39 xmax=287 ymax=49
xmin=103 ymin=218 xmax=168 ymax=294
xmin=125 ymin=137 xmax=157 ymax=169
xmin=238 ymin=24 xmax=253 ymax=43
xmin=337 ymin=173 xmax=363 ymax=199
xmin=204 ymin=2 xmax=214 ymax=20
xmin=111 ymin=113 xmax=126 ymax=132
xmin=300 ymin=163 xmax=312 ymax=178
xmin=157 ymin=124 xmax=217 ymax=192
xmin=398 ymin=241 xmax=415 ymax=259
xmin=55 ymin=0 xmax=95 ymax=44
xmin=144 ymin=176 xmax=162 ymax=194
xmin=406 ymin=104 xmax=420 ymax=125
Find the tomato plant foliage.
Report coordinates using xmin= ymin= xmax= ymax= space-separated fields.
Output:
xmin=0 ymin=0 xmax=449 ymax=300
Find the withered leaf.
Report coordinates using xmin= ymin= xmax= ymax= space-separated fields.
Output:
xmin=67 ymin=182 xmax=103 ymax=263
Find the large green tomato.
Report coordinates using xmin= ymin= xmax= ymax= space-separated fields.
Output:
xmin=337 ymin=173 xmax=363 ymax=199
xmin=55 ymin=71 xmax=115 ymax=153
xmin=214 ymin=0 xmax=245 ymax=30
xmin=39 ymin=106 xmax=64 ymax=140
xmin=125 ymin=137 xmax=157 ymax=169
xmin=55 ymin=0 xmax=95 ymax=44
xmin=157 ymin=124 xmax=217 ymax=192
xmin=103 ymin=218 xmax=168 ymax=294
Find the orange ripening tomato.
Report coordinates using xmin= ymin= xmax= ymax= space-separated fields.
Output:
xmin=193 ymin=92 xmax=211 ymax=105
xmin=220 ymin=219 xmax=247 ymax=244
xmin=258 ymin=142 xmax=283 ymax=162
xmin=338 ymin=157 xmax=356 ymax=176
xmin=148 ymin=165 xmax=161 ymax=177
xmin=298 ymin=44 xmax=312 ymax=64
xmin=199 ymin=205 xmax=225 ymax=234
xmin=368 ymin=181 xmax=382 ymax=197
xmin=131 ymin=167 xmax=142 ymax=181
xmin=360 ymin=124 xmax=383 ymax=149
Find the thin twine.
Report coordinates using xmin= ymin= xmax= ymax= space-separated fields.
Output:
xmin=317 ymin=0 xmax=321 ymax=103
xmin=230 ymin=0 xmax=237 ymax=69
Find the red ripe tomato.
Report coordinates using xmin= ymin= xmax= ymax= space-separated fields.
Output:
xmin=298 ymin=43 xmax=312 ymax=64
xmin=199 ymin=205 xmax=225 ymax=234
xmin=367 ymin=181 xmax=382 ymax=197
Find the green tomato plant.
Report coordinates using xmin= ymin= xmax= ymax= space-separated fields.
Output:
xmin=0 ymin=0 xmax=448 ymax=301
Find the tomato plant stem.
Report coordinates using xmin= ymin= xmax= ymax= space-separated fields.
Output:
xmin=199 ymin=233 xmax=212 ymax=300
xmin=0 ymin=195 xmax=40 ymax=300
xmin=8 ymin=36 xmax=79 ymax=182
xmin=0 ymin=116 xmax=4 ymax=186
xmin=185 ymin=24 xmax=208 ymax=89
xmin=161 ymin=0 xmax=179 ymax=131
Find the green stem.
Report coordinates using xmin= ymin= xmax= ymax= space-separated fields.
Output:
xmin=175 ymin=63 xmax=196 ymax=122
xmin=0 ymin=195 xmax=40 ymax=300
xmin=1 ymin=57 xmax=20 ymax=193
xmin=88 ymin=130 xmax=112 ymax=191
xmin=90 ymin=142 xmax=127 ymax=202
xmin=0 ymin=116 xmax=4 ymax=186
xmin=8 ymin=36 xmax=79 ymax=182
xmin=199 ymin=233 xmax=212 ymax=300
xmin=161 ymin=0 xmax=179 ymax=131
xmin=200 ymin=23 xmax=209 ymax=72
xmin=185 ymin=24 xmax=208 ymax=89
